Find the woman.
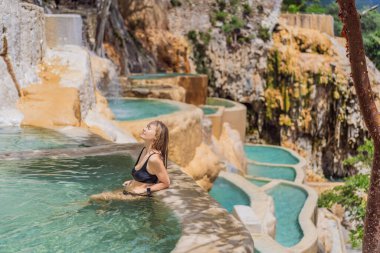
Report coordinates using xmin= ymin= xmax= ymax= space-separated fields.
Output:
xmin=122 ymin=120 xmax=170 ymax=197
xmin=90 ymin=120 xmax=170 ymax=202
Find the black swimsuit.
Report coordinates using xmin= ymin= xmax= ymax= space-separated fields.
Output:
xmin=131 ymin=148 xmax=159 ymax=184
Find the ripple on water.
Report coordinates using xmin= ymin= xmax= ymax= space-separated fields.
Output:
xmin=0 ymin=154 xmax=181 ymax=252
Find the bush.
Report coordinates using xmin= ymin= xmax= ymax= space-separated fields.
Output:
xmin=215 ymin=11 xmax=228 ymax=22
xmin=318 ymin=139 xmax=373 ymax=249
xmin=243 ymin=4 xmax=253 ymax=17
xmin=258 ymin=26 xmax=271 ymax=42
xmin=170 ymin=0 xmax=181 ymax=7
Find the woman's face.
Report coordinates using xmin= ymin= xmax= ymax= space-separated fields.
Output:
xmin=140 ymin=123 xmax=157 ymax=141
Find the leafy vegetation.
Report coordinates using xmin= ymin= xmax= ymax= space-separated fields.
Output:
xmin=187 ymin=30 xmax=211 ymax=74
xmin=209 ymin=0 xmax=256 ymax=48
xmin=319 ymin=139 xmax=374 ymax=248
xmin=170 ymin=0 xmax=182 ymax=7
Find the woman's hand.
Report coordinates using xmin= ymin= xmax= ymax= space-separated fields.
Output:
xmin=131 ymin=187 xmax=148 ymax=195
xmin=122 ymin=180 xmax=132 ymax=187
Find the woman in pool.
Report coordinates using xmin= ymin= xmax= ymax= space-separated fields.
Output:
xmin=122 ymin=120 xmax=170 ymax=196
xmin=90 ymin=120 xmax=170 ymax=201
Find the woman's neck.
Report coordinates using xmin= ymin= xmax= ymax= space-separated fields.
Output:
xmin=143 ymin=141 xmax=154 ymax=153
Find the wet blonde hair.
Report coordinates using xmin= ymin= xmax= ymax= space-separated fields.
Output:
xmin=148 ymin=120 xmax=169 ymax=167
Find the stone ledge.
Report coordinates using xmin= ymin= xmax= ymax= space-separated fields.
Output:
xmin=244 ymin=144 xmax=307 ymax=184
xmin=157 ymin=164 xmax=254 ymax=253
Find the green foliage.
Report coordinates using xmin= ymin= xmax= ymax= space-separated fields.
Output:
xmin=318 ymin=174 xmax=369 ymax=248
xmin=258 ymin=26 xmax=271 ymax=42
xmin=210 ymin=0 xmax=256 ymax=48
xmin=186 ymin=30 xmax=212 ymax=74
xmin=344 ymin=139 xmax=374 ymax=168
xmin=187 ymin=30 xmax=197 ymax=42
xmin=243 ymin=4 xmax=253 ymax=17
xmin=170 ymin=0 xmax=182 ymax=7
xmin=305 ymin=4 xmax=326 ymax=13
xmin=364 ymin=31 xmax=380 ymax=69
xmin=318 ymin=139 xmax=374 ymax=249
xmin=215 ymin=11 xmax=228 ymax=22
xmin=282 ymin=0 xmax=307 ymax=12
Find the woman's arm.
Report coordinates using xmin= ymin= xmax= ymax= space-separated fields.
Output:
xmin=147 ymin=154 xmax=170 ymax=192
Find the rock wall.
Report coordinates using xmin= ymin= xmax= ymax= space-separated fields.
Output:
xmin=18 ymin=46 xmax=97 ymax=128
xmin=167 ymin=0 xmax=283 ymax=103
xmin=0 ymin=1 xmax=45 ymax=126
xmin=280 ymin=13 xmax=335 ymax=36
xmin=250 ymin=24 xmax=380 ymax=178
xmin=122 ymin=74 xmax=208 ymax=105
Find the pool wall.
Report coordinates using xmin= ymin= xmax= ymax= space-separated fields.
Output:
xmin=201 ymin=105 xmax=224 ymax=138
xmin=207 ymin=97 xmax=247 ymax=141
xmin=115 ymin=98 xmax=203 ymax=167
xmin=218 ymin=172 xmax=276 ymax=238
xmin=122 ymin=74 xmax=208 ymax=105
xmin=241 ymin=144 xmax=318 ymax=253
xmin=214 ymin=171 xmax=318 ymax=252
xmin=245 ymin=144 xmax=307 ymax=184
xmin=259 ymin=180 xmax=318 ymax=253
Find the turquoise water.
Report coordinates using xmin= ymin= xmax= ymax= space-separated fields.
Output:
xmin=248 ymin=178 xmax=270 ymax=187
xmin=0 ymin=127 xmax=108 ymax=153
xmin=108 ymin=99 xmax=180 ymax=121
xmin=244 ymin=145 xmax=299 ymax=165
xmin=209 ymin=178 xmax=250 ymax=213
xmin=129 ymin=73 xmax=197 ymax=80
xmin=202 ymin=107 xmax=218 ymax=115
xmin=266 ymin=184 xmax=307 ymax=247
xmin=206 ymin=98 xmax=235 ymax=108
xmin=247 ymin=163 xmax=296 ymax=181
xmin=0 ymin=154 xmax=180 ymax=252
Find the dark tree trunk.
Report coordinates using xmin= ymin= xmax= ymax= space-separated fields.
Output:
xmin=337 ymin=0 xmax=380 ymax=252
xmin=94 ymin=0 xmax=112 ymax=56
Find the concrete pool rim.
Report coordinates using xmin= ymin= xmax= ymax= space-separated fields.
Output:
xmin=107 ymin=97 xmax=202 ymax=122
xmin=216 ymin=171 xmax=318 ymax=253
xmin=244 ymin=144 xmax=307 ymax=184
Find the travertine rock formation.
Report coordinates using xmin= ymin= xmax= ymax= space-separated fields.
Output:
xmin=0 ymin=1 xmax=45 ymax=126
xmin=251 ymin=23 xmax=380 ymax=177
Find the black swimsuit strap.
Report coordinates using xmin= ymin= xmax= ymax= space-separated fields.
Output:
xmin=134 ymin=147 xmax=146 ymax=166
xmin=141 ymin=152 xmax=160 ymax=169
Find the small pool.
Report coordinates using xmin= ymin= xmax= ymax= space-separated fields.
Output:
xmin=0 ymin=154 xmax=181 ymax=252
xmin=247 ymin=164 xmax=296 ymax=181
xmin=247 ymin=178 xmax=270 ymax=187
xmin=266 ymin=184 xmax=307 ymax=247
xmin=244 ymin=145 xmax=299 ymax=165
xmin=206 ymin=98 xmax=235 ymax=108
xmin=209 ymin=177 xmax=250 ymax=213
xmin=129 ymin=73 xmax=198 ymax=80
xmin=201 ymin=107 xmax=218 ymax=115
xmin=108 ymin=98 xmax=180 ymax=121
xmin=0 ymin=126 xmax=108 ymax=153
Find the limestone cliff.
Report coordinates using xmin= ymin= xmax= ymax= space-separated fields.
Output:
xmin=0 ymin=1 xmax=45 ymax=126
xmin=251 ymin=24 xmax=380 ymax=178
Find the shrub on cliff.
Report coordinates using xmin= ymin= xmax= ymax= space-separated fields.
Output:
xmin=318 ymin=139 xmax=373 ymax=248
